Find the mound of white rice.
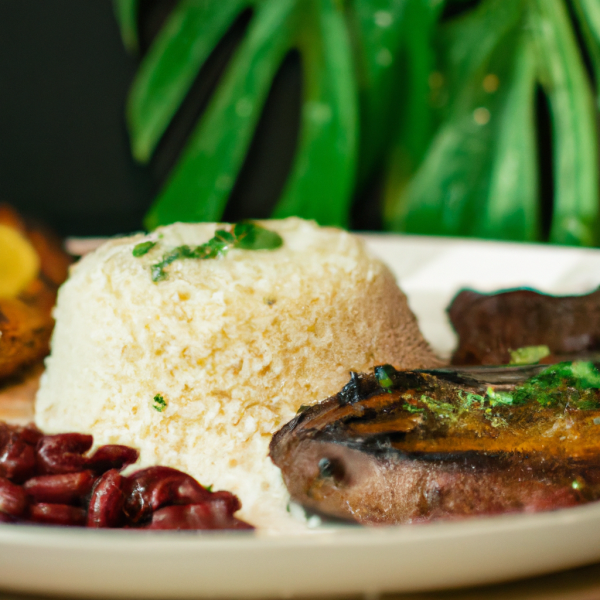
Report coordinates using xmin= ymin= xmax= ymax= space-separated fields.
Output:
xmin=35 ymin=218 xmax=437 ymax=529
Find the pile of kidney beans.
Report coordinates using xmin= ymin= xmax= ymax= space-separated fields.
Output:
xmin=0 ymin=422 xmax=253 ymax=530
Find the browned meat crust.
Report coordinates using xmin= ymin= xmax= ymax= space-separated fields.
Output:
xmin=270 ymin=364 xmax=600 ymax=525
xmin=0 ymin=204 xmax=71 ymax=380
xmin=449 ymin=288 xmax=600 ymax=365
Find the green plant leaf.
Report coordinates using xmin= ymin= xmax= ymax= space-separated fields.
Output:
xmin=272 ymin=0 xmax=358 ymax=227
xmin=478 ymin=37 xmax=538 ymax=240
xmin=116 ymin=0 xmax=600 ymax=246
xmin=530 ymin=0 xmax=599 ymax=245
xmin=382 ymin=0 xmax=445 ymax=216
xmin=346 ymin=0 xmax=410 ymax=186
xmin=385 ymin=0 xmax=540 ymax=239
xmin=145 ymin=0 xmax=297 ymax=229
xmin=113 ymin=0 xmax=139 ymax=54
xmin=397 ymin=0 xmax=445 ymax=165
xmin=127 ymin=0 xmax=250 ymax=162
xmin=571 ymin=0 xmax=600 ymax=107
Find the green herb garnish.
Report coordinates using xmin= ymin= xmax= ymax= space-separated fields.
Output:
xmin=205 ymin=485 xmax=213 ymax=493
xmin=419 ymin=394 xmax=455 ymax=418
xmin=485 ymin=387 xmax=514 ymax=407
xmin=132 ymin=240 xmax=157 ymax=257
xmin=511 ymin=361 xmax=600 ymax=408
xmin=233 ymin=222 xmax=283 ymax=250
xmin=151 ymin=245 xmax=197 ymax=282
xmin=509 ymin=345 xmax=551 ymax=365
xmin=458 ymin=390 xmax=485 ymax=408
xmin=374 ymin=364 xmax=395 ymax=392
xmin=153 ymin=394 xmax=167 ymax=412
xmin=149 ymin=222 xmax=283 ymax=282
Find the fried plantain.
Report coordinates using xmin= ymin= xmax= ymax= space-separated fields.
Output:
xmin=0 ymin=204 xmax=71 ymax=380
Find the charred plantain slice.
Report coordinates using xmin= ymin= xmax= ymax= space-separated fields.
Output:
xmin=270 ymin=362 xmax=600 ymax=526
xmin=0 ymin=204 xmax=71 ymax=381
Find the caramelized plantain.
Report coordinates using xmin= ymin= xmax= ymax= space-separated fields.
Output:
xmin=0 ymin=204 xmax=71 ymax=380
xmin=270 ymin=362 xmax=600 ymax=525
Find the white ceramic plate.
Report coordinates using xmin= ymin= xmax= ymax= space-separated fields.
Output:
xmin=3 ymin=234 xmax=600 ymax=599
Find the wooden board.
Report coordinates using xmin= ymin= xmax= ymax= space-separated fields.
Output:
xmin=0 ymin=363 xmax=40 ymax=425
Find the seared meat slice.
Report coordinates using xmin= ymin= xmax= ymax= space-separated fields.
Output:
xmin=449 ymin=288 xmax=600 ymax=365
xmin=270 ymin=362 xmax=600 ymax=525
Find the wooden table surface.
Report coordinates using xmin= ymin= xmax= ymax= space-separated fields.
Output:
xmin=2 ymin=562 xmax=600 ymax=600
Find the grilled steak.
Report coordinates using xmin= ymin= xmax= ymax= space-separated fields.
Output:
xmin=270 ymin=362 xmax=600 ymax=525
xmin=449 ymin=288 xmax=600 ymax=365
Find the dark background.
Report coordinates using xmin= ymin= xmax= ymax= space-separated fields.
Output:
xmin=0 ymin=1 xmax=155 ymax=236
xmin=1 ymin=0 xmax=333 ymax=238
xmin=0 ymin=0 xmax=384 ymax=237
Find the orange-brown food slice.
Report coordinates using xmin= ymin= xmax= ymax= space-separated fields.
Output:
xmin=0 ymin=204 xmax=71 ymax=380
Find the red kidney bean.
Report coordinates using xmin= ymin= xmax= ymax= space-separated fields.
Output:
xmin=145 ymin=503 xmax=253 ymax=531
xmin=19 ymin=424 xmax=43 ymax=446
xmin=87 ymin=469 xmax=126 ymax=528
xmin=125 ymin=467 xmax=212 ymax=524
xmin=87 ymin=445 xmax=139 ymax=474
xmin=37 ymin=433 xmax=93 ymax=474
xmin=0 ymin=422 xmax=11 ymax=450
xmin=207 ymin=497 xmax=253 ymax=530
xmin=0 ymin=422 xmax=253 ymax=531
xmin=208 ymin=490 xmax=241 ymax=515
xmin=29 ymin=503 xmax=87 ymax=526
xmin=24 ymin=471 xmax=96 ymax=505
xmin=0 ymin=476 xmax=29 ymax=518
xmin=0 ymin=433 xmax=37 ymax=482
xmin=0 ymin=424 xmax=41 ymax=482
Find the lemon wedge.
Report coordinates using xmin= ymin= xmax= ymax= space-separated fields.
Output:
xmin=0 ymin=224 xmax=40 ymax=298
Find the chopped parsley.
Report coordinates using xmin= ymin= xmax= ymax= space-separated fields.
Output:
xmin=419 ymin=394 xmax=455 ymax=418
xmin=132 ymin=240 xmax=157 ymax=257
xmin=153 ymin=394 xmax=167 ymax=412
xmin=460 ymin=391 xmax=486 ymax=407
xmin=485 ymin=387 xmax=515 ymax=407
xmin=232 ymin=221 xmax=283 ymax=250
xmin=147 ymin=222 xmax=283 ymax=282
xmin=509 ymin=345 xmax=550 ymax=365
xmin=511 ymin=361 xmax=600 ymax=408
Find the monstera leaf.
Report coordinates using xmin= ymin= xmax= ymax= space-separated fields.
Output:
xmin=384 ymin=0 xmax=600 ymax=245
xmin=114 ymin=0 xmax=441 ymax=230
xmin=116 ymin=0 xmax=359 ymax=229
xmin=116 ymin=0 xmax=600 ymax=246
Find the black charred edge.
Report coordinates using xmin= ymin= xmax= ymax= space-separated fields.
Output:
xmin=272 ymin=367 xmax=439 ymax=453
xmin=339 ymin=372 xmax=366 ymax=405
xmin=338 ymin=368 xmax=436 ymax=405
xmin=270 ymin=367 xmax=429 ymax=465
